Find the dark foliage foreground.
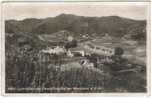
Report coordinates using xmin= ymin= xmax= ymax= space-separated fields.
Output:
xmin=5 ymin=48 xmax=146 ymax=93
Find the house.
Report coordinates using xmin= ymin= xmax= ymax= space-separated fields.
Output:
xmin=72 ymin=51 xmax=85 ymax=57
xmin=41 ymin=46 xmax=66 ymax=55
xmin=66 ymin=50 xmax=74 ymax=57
xmin=67 ymin=35 xmax=74 ymax=42
xmin=67 ymin=50 xmax=85 ymax=57
xmin=84 ymin=42 xmax=115 ymax=56
xmin=39 ymin=46 xmax=66 ymax=62
xmin=69 ymin=47 xmax=88 ymax=57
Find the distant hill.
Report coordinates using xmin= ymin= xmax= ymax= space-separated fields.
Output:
xmin=5 ymin=18 xmax=42 ymax=33
xmin=5 ymin=14 xmax=146 ymax=41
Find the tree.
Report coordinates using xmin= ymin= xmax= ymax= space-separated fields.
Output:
xmin=88 ymin=53 xmax=98 ymax=68
xmin=114 ymin=47 xmax=124 ymax=56
xmin=65 ymin=39 xmax=77 ymax=50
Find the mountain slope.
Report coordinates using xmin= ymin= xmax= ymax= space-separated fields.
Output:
xmin=5 ymin=18 xmax=42 ymax=34
xmin=5 ymin=14 xmax=146 ymax=41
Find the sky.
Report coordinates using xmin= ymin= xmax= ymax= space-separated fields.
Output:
xmin=3 ymin=2 xmax=146 ymax=20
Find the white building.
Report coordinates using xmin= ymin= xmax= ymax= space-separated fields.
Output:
xmin=66 ymin=50 xmax=74 ymax=57
xmin=67 ymin=36 xmax=74 ymax=42
xmin=41 ymin=46 xmax=66 ymax=55
xmin=84 ymin=43 xmax=114 ymax=56
xmin=66 ymin=50 xmax=85 ymax=57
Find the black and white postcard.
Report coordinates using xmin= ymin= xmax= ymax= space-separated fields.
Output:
xmin=1 ymin=1 xmax=151 ymax=96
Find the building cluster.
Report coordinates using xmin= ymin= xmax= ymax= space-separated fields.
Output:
xmin=38 ymin=39 xmax=116 ymax=68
